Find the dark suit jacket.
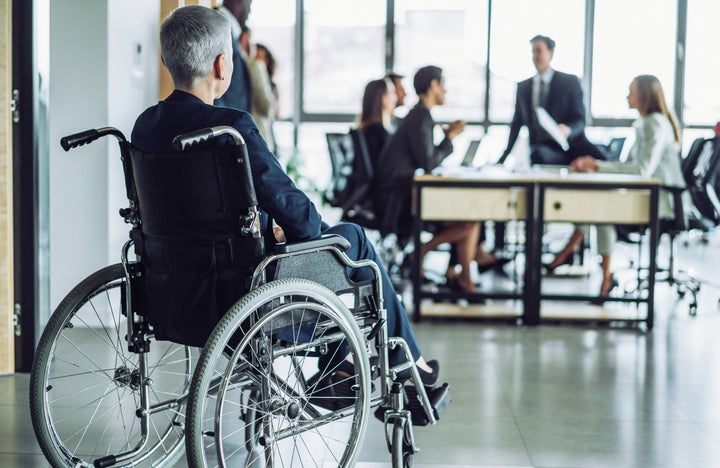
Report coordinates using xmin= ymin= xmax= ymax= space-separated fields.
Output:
xmin=373 ymin=102 xmax=453 ymax=234
xmin=376 ymin=102 xmax=452 ymax=188
xmin=502 ymin=70 xmax=588 ymax=159
xmin=131 ymin=90 xmax=321 ymax=345
xmin=214 ymin=39 xmax=252 ymax=112
xmin=133 ymin=90 xmax=321 ymax=241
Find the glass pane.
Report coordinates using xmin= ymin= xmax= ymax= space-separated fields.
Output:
xmin=394 ymin=0 xmax=488 ymax=122
xmin=303 ymin=0 xmax=386 ymax=114
xmin=591 ymin=0 xmax=676 ymax=119
xmin=684 ymin=2 xmax=720 ymax=126
xmin=296 ymin=122 xmax=353 ymax=194
xmin=489 ymin=0 xmax=585 ymax=123
xmin=248 ymin=0 xmax=296 ymax=119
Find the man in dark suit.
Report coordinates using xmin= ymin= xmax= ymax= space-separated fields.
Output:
xmin=214 ymin=0 xmax=253 ymax=111
xmin=499 ymin=35 xmax=604 ymax=166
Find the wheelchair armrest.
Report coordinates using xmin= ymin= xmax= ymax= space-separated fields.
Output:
xmin=273 ymin=234 xmax=351 ymax=254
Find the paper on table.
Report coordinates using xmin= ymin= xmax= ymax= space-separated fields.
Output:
xmin=536 ymin=107 xmax=570 ymax=151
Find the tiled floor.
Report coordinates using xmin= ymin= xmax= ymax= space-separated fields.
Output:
xmin=5 ymin=229 xmax=720 ymax=467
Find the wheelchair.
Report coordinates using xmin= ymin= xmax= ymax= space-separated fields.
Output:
xmin=30 ymin=125 xmax=450 ymax=468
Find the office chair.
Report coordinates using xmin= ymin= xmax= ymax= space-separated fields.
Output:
xmin=325 ymin=130 xmax=413 ymax=291
xmin=324 ymin=132 xmax=356 ymax=209
xmin=620 ymin=186 xmax=702 ymax=316
xmin=681 ymin=136 xmax=720 ymax=244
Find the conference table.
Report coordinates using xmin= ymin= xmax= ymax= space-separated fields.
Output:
xmin=411 ymin=165 xmax=660 ymax=329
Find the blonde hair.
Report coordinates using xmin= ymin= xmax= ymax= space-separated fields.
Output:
xmin=632 ymin=75 xmax=681 ymax=144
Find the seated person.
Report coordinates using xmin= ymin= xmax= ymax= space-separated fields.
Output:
xmin=338 ymin=77 xmax=396 ymax=221
xmin=356 ymin=77 xmax=396 ymax=168
xmin=374 ymin=65 xmax=500 ymax=292
xmin=546 ymin=75 xmax=684 ymax=298
xmin=131 ymin=5 xmax=439 ymax=385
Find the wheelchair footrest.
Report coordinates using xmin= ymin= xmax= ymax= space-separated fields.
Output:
xmin=403 ymin=382 xmax=452 ymax=426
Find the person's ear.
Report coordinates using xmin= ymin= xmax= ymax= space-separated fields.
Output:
xmin=213 ymin=54 xmax=226 ymax=81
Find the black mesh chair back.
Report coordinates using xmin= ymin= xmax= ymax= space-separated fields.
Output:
xmin=324 ymin=132 xmax=355 ymax=208
xmin=342 ymin=129 xmax=380 ymax=228
xmin=682 ymin=137 xmax=707 ymax=183
xmin=686 ymin=136 xmax=720 ymax=224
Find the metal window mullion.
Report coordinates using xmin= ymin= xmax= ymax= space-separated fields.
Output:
xmin=385 ymin=0 xmax=395 ymax=73
xmin=674 ymin=0 xmax=687 ymax=128
xmin=584 ymin=0 xmax=595 ymax=125
xmin=293 ymin=0 xmax=304 ymax=148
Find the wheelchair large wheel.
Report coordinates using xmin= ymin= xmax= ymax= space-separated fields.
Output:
xmin=30 ymin=264 xmax=194 ymax=467
xmin=186 ymin=278 xmax=371 ymax=468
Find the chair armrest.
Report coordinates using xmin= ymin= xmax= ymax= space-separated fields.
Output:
xmin=273 ymin=234 xmax=351 ymax=254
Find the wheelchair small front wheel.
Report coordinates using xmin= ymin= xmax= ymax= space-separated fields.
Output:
xmin=391 ymin=417 xmax=414 ymax=467
xmin=186 ymin=278 xmax=372 ymax=468
xmin=29 ymin=264 xmax=194 ymax=467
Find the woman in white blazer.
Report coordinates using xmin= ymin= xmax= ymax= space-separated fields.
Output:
xmin=546 ymin=75 xmax=683 ymax=299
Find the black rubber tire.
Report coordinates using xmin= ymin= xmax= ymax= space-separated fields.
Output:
xmin=29 ymin=264 xmax=191 ymax=467
xmin=186 ymin=278 xmax=371 ymax=468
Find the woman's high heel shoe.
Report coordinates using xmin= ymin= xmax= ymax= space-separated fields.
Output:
xmin=592 ymin=275 xmax=619 ymax=304
xmin=543 ymin=254 xmax=574 ymax=274
xmin=600 ymin=275 xmax=619 ymax=296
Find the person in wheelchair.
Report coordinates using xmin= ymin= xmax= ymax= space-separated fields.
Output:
xmin=131 ymin=5 xmax=439 ymax=387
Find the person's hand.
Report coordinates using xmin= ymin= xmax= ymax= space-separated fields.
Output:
xmin=557 ymin=123 xmax=571 ymax=138
xmin=443 ymin=120 xmax=466 ymax=139
xmin=273 ymin=226 xmax=287 ymax=243
xmin=569 ymin=156 xmax=599 ymax=172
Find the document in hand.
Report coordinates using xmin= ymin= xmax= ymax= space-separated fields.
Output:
xmin=536 ymin=107 xmax=570 ymax=151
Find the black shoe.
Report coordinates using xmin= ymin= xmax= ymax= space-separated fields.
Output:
xmin=543 ymin=255 xmax=573 ymax=275
xmin=306 ymin=371 xmax=358 ymax=410
xmin=420 ymin=360 xmax=440 ymax=387
xmin=397 ymin=359 xmax=440 ymax=387
xmin=374 ymin=383 xmax=452 ymax=426
xmin=591 ymin=276 xmax=619 ymax=304
xmin=307 ymin=356 xmax=379 ymax=411
xmin=476 ymin=257 xmax=512 ymax=274
xmin=336 ymin=355 xmax=380 ymax=381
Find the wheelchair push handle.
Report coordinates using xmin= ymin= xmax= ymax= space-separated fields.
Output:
xmin=172 ymin=125 xmax=246 ymax=150
xmin=173 ymin=125 xmax=259 ymax=208
xmin=60 ymin=127 xmax=127 ymax=151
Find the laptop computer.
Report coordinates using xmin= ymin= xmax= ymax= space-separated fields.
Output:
xmin=460 ymin=139 xmax=482 ymax=167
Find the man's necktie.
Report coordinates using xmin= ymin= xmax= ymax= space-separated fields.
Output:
xmin=539 ymin=80 xmax=548 ymax=108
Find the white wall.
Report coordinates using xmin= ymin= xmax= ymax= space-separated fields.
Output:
xmin=49 ymin=0 xmax=110 ymax=310
xmin=49 ymin=0 xmax=159 ymax=311
xmin=107 ymin=0 xmax=160 ymax=266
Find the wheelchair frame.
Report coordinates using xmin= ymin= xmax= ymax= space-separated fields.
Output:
xmin=30 ymin=126 xmax=449 ymax=468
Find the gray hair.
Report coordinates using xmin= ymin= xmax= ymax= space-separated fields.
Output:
xmin=160 ymin=5 xmax=233 ymax=89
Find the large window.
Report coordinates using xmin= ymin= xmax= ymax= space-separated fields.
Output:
xmin=303 ymin=0 xmax=386 ymax=114
xmin=591 ymin=0 xmax=676 ymax=119
xmin=248 ymin=0 xmax=712 ymax=166
xmin=248 ymin=0 xmax=295 ymax=120
xmin=683 ymin=1 xmax=720 ymax=126
xmin=489 ymin=0 xmax=585 ymax=123
xmin=394 ymin=0 xmax=488 ymax=122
